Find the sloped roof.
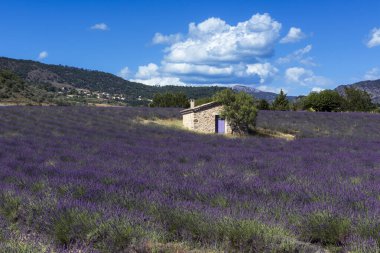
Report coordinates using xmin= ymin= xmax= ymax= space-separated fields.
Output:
xmin=180 ymin=101 xmax=221 ymax=115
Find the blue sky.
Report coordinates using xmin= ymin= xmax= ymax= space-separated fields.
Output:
xmin=1 ymin=0 xmax=380 ymax=95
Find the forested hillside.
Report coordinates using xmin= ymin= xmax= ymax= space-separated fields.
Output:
xmin=0 ymin=57 xmax=225 ymax=101
xmin=0 ymin=70 xmax=55 ymax=104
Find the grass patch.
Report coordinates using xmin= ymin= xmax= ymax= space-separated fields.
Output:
xmin=53 ymin=208 xmax=99 ymax=246
xmin=157 ymin=208 xmax=308 ymax=252
xmin=254 ymin=127 xmax=296 ymax=140
xmin=0 ymin=192 xmax=22 ymax=222
xmin=300 ymin=211 xmax=351 ymax=246
xmin=0 ymin=240 xmax=45 ymax=253
xmin=89 ymin=218 xmax=145 ymax=253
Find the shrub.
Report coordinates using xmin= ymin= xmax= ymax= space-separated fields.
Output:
xmin=159 ymin=209 xmax=213 ymax=242
xmin=0 ymin=192 xmax=21 ymax=222
xmin=300 ymin=211 xmax=351 ymax=245
xmin=53 ymin=208 xmax=98 ymax=246
xmin=218 ymin=218 xmax=297 ymax=252
xmin=158 ymin=208 xmax=297 ymax=252
xmin=89 ymin=219 xmax=145 ymax=253
xmin=357 ymin=219 xmax=380 ymax=247
xmin=0 ymin=241 xmax=44 ymax=253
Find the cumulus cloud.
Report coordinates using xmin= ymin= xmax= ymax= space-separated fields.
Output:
xmin=132 ymin=77 xmax=187 ymax=86
xmin=246 ymin=63 xmax=278 ymax=84
xmin=165 ymin=14 xmax=281 ymax=64
xmin=152 ymin=33 xmax=182 ymax=44
xmin=367 ymin=28 xmax=380 ymax=48
xmin=91 ymin=23 xmax=109 ymax=31
xmin=364 ymin=67 xmax=380 ymax=80
xmin=280 ymin=27 xmax=305 ymax=44
xmin=38 ymin=51 xmax=48 ymax=60
xmin=311 ymin=87 xmax=325 ymax=92
xmin=162 ymin=63 xmax=234 ymax=76
xmin=285 ymin=67 xmax=331 ymax=86
xmin=135 ymin=63 xmax=160 ymax=79
xmin=277 ymin=45 xmax=315 ymax=66
xmin=134 ymin=13 xmax=287 ymax=86
xmin=118 ymin=67 xmax=130 ymax=79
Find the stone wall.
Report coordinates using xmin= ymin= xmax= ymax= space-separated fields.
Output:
xmin=189 ymin=106 xmax=232 ymax=134
xmin=193 ymin=105 xmax=221 ymax=133
xmin=182 ymin=113 xmax=194 ymax=130
xmin=182 ymin=105 xmax=232 ymax=134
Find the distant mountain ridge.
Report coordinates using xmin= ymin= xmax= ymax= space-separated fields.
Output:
xmin=335 ymin=79 xmax=380 ymax=104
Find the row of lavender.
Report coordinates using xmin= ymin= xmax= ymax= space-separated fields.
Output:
xmin=257 ymin=110 xmax=380 ymax=138
xmin=0 ymin=107 xmax=379 ymax=252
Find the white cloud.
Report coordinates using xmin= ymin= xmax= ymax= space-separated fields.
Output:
xmin=136 ymin=13 xmax=311 ymax=88
xmin=311 ymin=87 xmax=324 ymax=92
xmin=152 ymin=33 xmax=182 ymax=44
xmin=285 ymin=67 xmax=311 ymax=85
xmin=246 ymin=63 xmax=278 ymax=84
xmin=280 ymin=27 xmax=305 ymax=44
xmin=118 ymin=67 xmax=130 ymax=79
xmin=138 ymin=13 xmax=284 ymax=86
xmin=277 ymin=45 xmax=315 ymax=66
xmin=91 ymin=23 xmax=109 ymax=31
xmin=38 ymin=51 xmax=48 ymax=60
xmin=165 ymin=13 xmax=282 ymax=64
xmin=285 ymin=67 xmax=331 ymax=86
xmin=367 ymin=28 xmax=380 ymax=48
xmin=364 ymin=67 xmax=380 ymax=80
xmin=131 ymin=77 xmax=186 ymax=86
xmin=135 ymin=63 xmax=160 ymax=79
xmin=162 ymin=63 xmax=233 ymax=76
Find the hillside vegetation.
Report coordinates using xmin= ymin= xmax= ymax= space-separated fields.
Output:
xmin=0 ymin=70 xmax=55 ymax=104
xmin=0 ymin=57 xmax=225 ymax=103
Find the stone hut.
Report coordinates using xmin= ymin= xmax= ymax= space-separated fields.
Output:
xmin=180 ymin=100 xmax=232 ymax=134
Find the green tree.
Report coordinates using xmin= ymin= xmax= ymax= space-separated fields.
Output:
xmin=272 ymin=89 xmax=289 ymax=111
xmin=303 ymin=90 xmax=344 ymax=112
xmin=214 ymin=89 xmax=258 ymax=135
xmin=150 ymin=92 xmax=190 ymax=108
xmin=256 ymin=99 xmax=270 ymax=110
xmin=343 ymin=87 xmax=374 ymax=112
xmin=195 ymin=97 xmax=213 ymax=106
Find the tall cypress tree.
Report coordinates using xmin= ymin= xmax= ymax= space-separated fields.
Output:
xmin=272 ymin=89 xmax=289 ymax=111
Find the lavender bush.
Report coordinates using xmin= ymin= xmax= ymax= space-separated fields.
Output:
xmin=0 ymin=107 xmax=379 ymax=252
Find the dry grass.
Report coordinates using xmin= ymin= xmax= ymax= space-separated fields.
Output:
xmin=254 ymin=127 xmax=296 ymax=141
xmin=143 ymin=241 xmax=221 ymax=253
xmin=89 ymin=103 xmax=125 ymax=107
xmin=136 ymin=118 xmax=296 ymax=141
xmin=137 ymin=118 xmax=185 ymax=129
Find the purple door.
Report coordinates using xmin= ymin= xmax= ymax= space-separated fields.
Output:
xmin=217 ymin=117 xmax=225 ymax=134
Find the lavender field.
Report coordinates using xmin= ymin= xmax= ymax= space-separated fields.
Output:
xmin=257 ymin=110 xmax=380 ymax=139
xmin=1 ymin=107 xmax=380 ymax=252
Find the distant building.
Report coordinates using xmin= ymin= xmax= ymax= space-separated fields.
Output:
xmin=180 ymin=100 xmax=232 ymax=134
